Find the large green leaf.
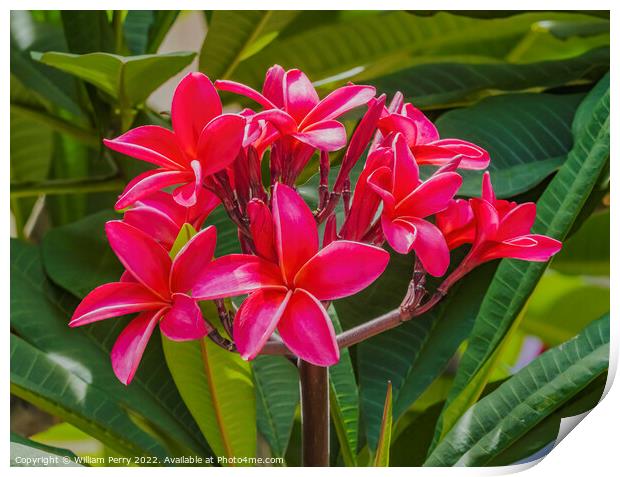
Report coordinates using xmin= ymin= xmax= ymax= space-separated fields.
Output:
xmin=124 ymin=11 xmax=179 ymax=55
xmin=551 ymin=210 xmax=610 ymax=276
xmin=328 ymin=308 xmax=359 ymax=466
xmin=199 ymin=11 xmax=297 ymax=80
xmin=356 ymin=260 xmax=496 ymax=451
xmin=33 ymin=51 xmax=195 ymax=106
xmin=430 ymin=73 xmax=609 ymax=448
xmin=60 ymin=11 xmax=114 ymax=54
xmin=252 ymin=355 xmax=299 ymax=459
xmin=230 ymin=11 xmax=598 ymax=89
xmin=10 ymin=239 xmax=210 ymax=460
xmin=10 ymin=433 xmax=81 ymax=467
xmin=370 ymin=47 xmax=608 ymax=109
xmin=42 ymin=210 xmax=122 ymax=298
xmin=435 ymin=92 xmax=583 ymax=198
xmin=425 ymin=314 xmax=609 ymax=466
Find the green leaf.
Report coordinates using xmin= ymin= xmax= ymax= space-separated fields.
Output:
xmin=370 ymin=47 xmax=608 ymax=109
xmin=435 ymin=92 xmax=584 ymax=198
xmin=551 ymin=210 xmax=610 ymax=276
xmin=230 ymin=11 xmax=598 ymax=89
xmin=372 ymin=382 xmax=392 ymax=467
xmin=252 ymin=355 xmax=299 ymax=459
xmin=60 ymin=11 xmax=114 ymax=54
xmin=520 ymin=272 xmax=609 ymax=346
xmin=328 ymin=307 xmax=359 ymax=466
xmin=124 ymin=11 xmax=179 ymax=55
xmin=11 ymin=239 xmax=210 ymax=460
xmin=425 ymin=314 xmax=609 ymax=466
xmin=42 ymin=210 xmax=123 ymax=298
xmin=33 ymin=51 xmax=195 ymax=106
xmin=356 ymin=260 xmax=496 ymax=451
xmin=430 ymin=73 xmax=609 ymax=448
xmin=10 ymin=433 xmax=81 ymax=467
xmin=199 ymin=11 xmax=297 ymax=80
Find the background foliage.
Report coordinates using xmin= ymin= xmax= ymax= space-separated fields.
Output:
xmin=10 ymin=10 xmax=609 ymax=467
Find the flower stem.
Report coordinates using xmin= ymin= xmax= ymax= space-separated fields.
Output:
xmin=299 ymin=360 xmax=329 ymax=466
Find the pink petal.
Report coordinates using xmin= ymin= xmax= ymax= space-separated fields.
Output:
xmin=172 ymin=160 xmax=202 ymax=207
xmin=481 ymin=234 xmax=562 ymax=262
xmin=284 ymin=69 xmax=319 ymax=123
xmin=378 ymin=113 xmax=418 ymax=146
xmin=215 ymin=80 xmax=277 ymax=109
xmin=402 ymin=103 xmax=440 ymax=144
xmin=396 ymin=172 xmax=462 ymax=218
xmin=234 ymin=288 xmax=291 ymax=360
xmin=381 ymin=215 xmax=417 ymax=254
xmin=124 ymin=198 xmax=182 ymax=250
xmin=294 ymin=240 xmax=389 ymax=300
xmin=197 ymin=114 xmax=246 ymax=177
xmin=300 ymin=85 xmax=376 ymax=128
xmin=115 ymin=169 xmax=193 ymax=210
xmin=401 ymin=217 xmax=451 ymax=277
xmin=105 ymin=221 xmax=172 ymax=299
xmin=103 ymin=126 xmax=185 ymax=169
xmin=470 ymin=198 xmax=500 ymax=245
xmin=278 ymin=289 xmax=339 ymax=366
xmin=497 ymin=202 xmax=537 ymax=241
xmin=170 ymin=225 xmax=217 ymax=293
xmin=192 ymin=254 xmax=283 ymax=300
xmin=272 ymin=183 xmax=319 ymax=284
xmin=111 ymin=309 xmax=163 ymax=385
xmin=481 ymin=171 xmax=496 ymax=203
xmin=391 ymin=133 xmax=420 ymax=202
xmin=159 ymin=293 xmax=209 ymax=341
xmin=262 ymin=64 xmax=286 ymax=108
xmin=172 ymin=73 xmax=222 ymax=156
xmin=252 ymin=109 xmax=298 ymax=135
xmin=70 ymin=282 xmax=165 ymax=327
xmin=436 ymin=199 xmax=475 ymax=250
xmin=367 ymin=166 xmax=396 ymax=216
xmin=248 ymin=199 xmax=277 ymax=262
xmin=294 ymin=120 xmax=347 ymax=151
xmin=413 ymin=139 xmax=490 ymax=170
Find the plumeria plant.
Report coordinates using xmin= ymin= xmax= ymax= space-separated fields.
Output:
xmin=70 ymin=68 xmax=562 ymax=464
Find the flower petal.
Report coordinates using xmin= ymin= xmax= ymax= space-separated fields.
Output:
xmin=481 ymin=234 xmax=562 ymax=262
xmin=103 ymin=125 xmax=185 ymax=169
xmin=124 ymin=196 xmax=182 ymax=250
xmin=234 ymin=288 xmax=291 ymax=360
xmin=301 ymin=85 xmax=376 ymax=128
xmin=197 ymin=114 xmax=246 ymax=177
xmin=294 ymin=240 xmax=389 ymax=300
xmin=252 ymin=109 xmax=298 ymax=135
xmin=470 ymin=198 xmax=500 ymax=244
xmin=284 ymin=69 xmax=319 ymax=123
xmin=215 ymin=80 xmax=277 ymax=109
xmin=272 ymin=183 xmax=319 ymax=284
xmin=278 ymin=289 xmax=339 ymax=366
xmin=111 ymin=309 xmax=163 ymax=385
xmin=172 ymin=72 xmax=222 ymax=155
xmin=248 ymin=199 xmax=277 ymax=262
xmin=378 ymin=112 xmax=418 ymax=146
xmin=262 ymin=64 xmax=286 ymax=108
xmin=436 ymin=199 xmax=475 ymax=250
xmin=402 ymin=103 xmax=440 ymax=144
xmin=481 ymin=171 xmax=496 ymax=203
xmin=160 ymin=293 xmax=209 ymax=341
xmin=170 ymin=225 xmax=217 ymax=293
xmin=105 ymin=221 xmax=172 ymax=299
xmin=367 ymin=166 xmax=396 ymax=216
xmin=115 ymin=169 xmax=193 ymax=210
xmin=413 ymin=139 xmax=490 ymax=170
xmin=70 ymin=282 xmax=165 ymax=327
xmin=172 ymin=159 xmax=202 ymax=207
xmin=192 ymin=255 xmax=283 ymax=300
xmin=381 ymin=215 xmax=417 ymax=254
xmin=497 ymin=202 xmax=537 ymax=241
xmin=396 ymin=172 xmax=462 ymax=218
xmin=294 ymin=120 xmax=347 ymax=151
xmin=391 ymin=133 xmax=420 ymax=202
xmin=401 ymin=217 xmax=451 ymax=277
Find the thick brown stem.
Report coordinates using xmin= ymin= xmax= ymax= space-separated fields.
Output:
xmin=299 ymin=361 xmax=329 ymax=466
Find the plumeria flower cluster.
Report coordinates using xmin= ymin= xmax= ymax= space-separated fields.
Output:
xmin=70 ymin=68 xmax=562 ymax=385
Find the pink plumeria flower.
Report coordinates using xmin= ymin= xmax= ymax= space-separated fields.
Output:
xmin=378 ymin=102 xmax=490 ymax=170
xmin=437 ymin=172 xmax=562 ymax=277
xmin=104 ymin=72 xmax=246 ymax=209
xmin=216 ymin=65 xmax=376 ymax=152
xmin=366 ymin=134 xmax=462 ymax=277
xmin=123 ymin=189 xmax=220 ymax=250
xmin=70 ymin=222 xmax=218 ymax=385
xmin=191 ymin=184 xmax=390 ymax=366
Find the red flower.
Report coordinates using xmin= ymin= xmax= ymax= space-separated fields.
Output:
xmin=104 ymin=73 xmax=246 ymax=209
xmin=70 ymin=222 xmax=218 ymax=384
xmin=192 ymin=184 xmax=389 ymax=366
xmin=378 ymin=102 xmax=490 ymax=170
xmin=366 ymin=133 xmax=462 ymax=276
